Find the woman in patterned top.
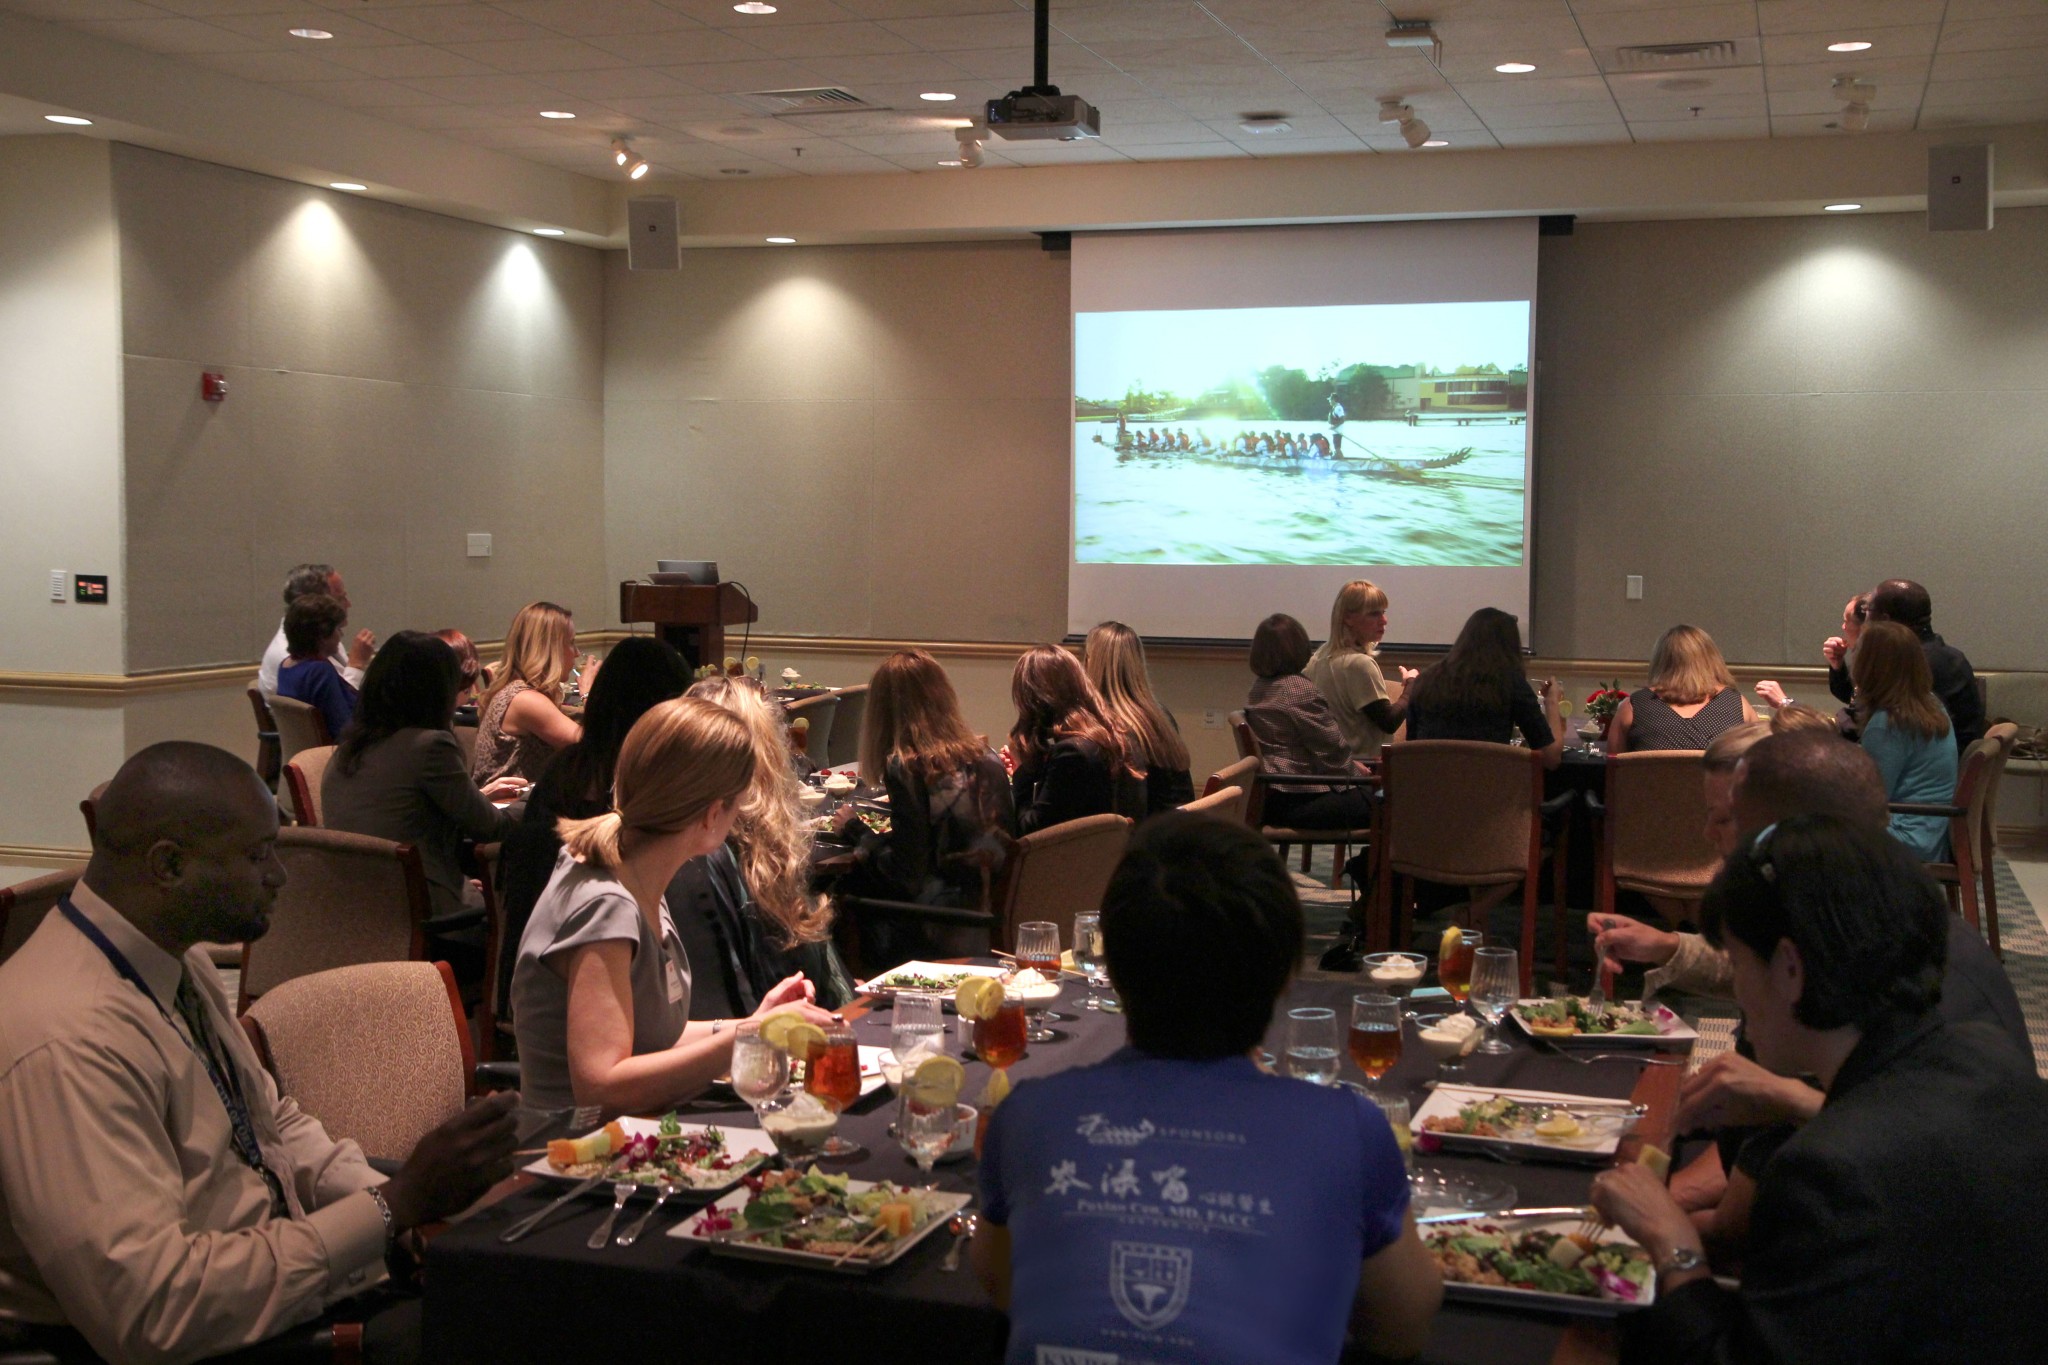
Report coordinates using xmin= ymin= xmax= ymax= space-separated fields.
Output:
xmin=470 ymin=601 xmax=590 ymax=786
xmin=1609 ymin=624 xmax=1756 ymax=753
xmin=1244 ymin=613 xmax=1374 ymax=830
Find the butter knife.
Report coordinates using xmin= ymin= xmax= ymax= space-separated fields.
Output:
xmin=499 ymin=1157 xmax=631 ymax=1244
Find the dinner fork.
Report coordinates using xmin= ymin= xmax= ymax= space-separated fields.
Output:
xmin=616 ymin=1180 xmax=678 ymax=1247
xmin=587 ymin=1182 xmax=636 ymax=1250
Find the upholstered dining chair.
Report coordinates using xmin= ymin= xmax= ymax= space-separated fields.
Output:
xmin=1229 ymin=710 xmax=1376 ymax=889
xmin=1895 ymin=730 xmax=2008 ymax=955
xmin=990 ymin=813 xmax=1133 ymax=953
xmin=236 ymin=828 xmax=433 ymax=1013
xmin=240 ymin=960 xmax=473 ymax=1168
xmin=472 ymin=841 xmax=514 ymax=1062
xmin=1975 ymin=722 xmax=2021 ymax=956
xmin=1590 ymin=750 xmax=1717 ymax=991
xmin=78 ymin=782 xmax=110 ymax=843
xmin=824 ymin=684 xmax=868 ymax=769
xmin=281 ymin=745 xmax=336 ymax=829
xmin=0 ymin=865 xmax=82 ymax=968
xmin=267 ymin=696 xmax=332 ymax=822
xmin=247 ymin=686 xmax=282 ymax=792
xmin=783 ymin=691 xmax=839 ymax=767
xmin=1179 ymin=784 xmax=1248 ymax=822
xmin=1204 ymin=756 xmax=1259 ymax=822
xmin=1373 ymin=740 xmax=1557 ymax=995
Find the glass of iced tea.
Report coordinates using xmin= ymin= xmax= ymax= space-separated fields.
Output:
xmin=1349 ymin=993 xmax=1404 ymax=1091
xmin=972 ymin=989 xmax=1029 ymax=1070
xmin=802 ymin=1020 xmax=865 ymax=1158
xmin=1439 ymin=929 xmax=1481 ymax=1004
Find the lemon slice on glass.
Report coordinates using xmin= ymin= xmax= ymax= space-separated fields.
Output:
xmin=954 ymin=975 xmax=1004 ymax=1022
xmin=906 ymin=1054 xmax=966 ymax=1110
xmin=782 ymin=1022 xmax=828 ymax=1063
xmin=1439 ymin=925 xmax=1463 ymax=960
xmin=757 ymin=1010 xmax=805 ymax=1053
xmin=980 ymin=1066 xmax=1012 ymax=1109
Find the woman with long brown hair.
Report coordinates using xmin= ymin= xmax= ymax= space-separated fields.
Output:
xmin=471 ymin=601 xmax=593 ymax=786
xmin=835 ymin=648 xmax=1015 ymax=907
xmin=1401 ymin=607 xmax=1563 ymax=770
xmin=1608 ymin=624 xmax=1756 ymax=752
xmin=510 ymin=697 xmax=831 ymax=1115
xmin=1851 ymin=621 xmax=1957 ymax=861
xmin=676 ymin=675 xmax=854 ymax=1011
xmin=1084 ymin=622 xmax=1193 ymax=814
xmin=1008 ymin=644 xmax=1147 ymax=834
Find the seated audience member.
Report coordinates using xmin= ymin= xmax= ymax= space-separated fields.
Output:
xmin=1852 ymin=621 xmax=1958 ymax=861
xmin=496 ymin=637 xmax=691 ymax=1021
xmin=1609 ymin=624 xmax=1756 ymax=752
xmin=1594 ymin=814 xmax=2048 ymax=1365
xmin=471 ymin=601 xmax=588 ymax=787
xmin=974 ymin=813 xmax=1441 ymax=1364
xmin=435 ymin=627 xmax=485 ymax=709
xmin=1757 ymin=593 xmax=1866 ymax=714
xmin=676 ymin=675 xmax=854 ymax=1014
xmin=322 ymin=633 xmax=522 ymax=919
xmin=1400 ymin=607 xmax=1563 ymax=769
xmin=1831 ymin=580 xmax=1983 ymax=749
xmin=257 ymin=562 xmax=373 ymax=700
xmin=1768 ymin=702 xmax=1838 ymax=735
xmin=1305 ymin=579 xmax=1419 ymax=764
xmin=1007 ymin=645 xmax=1147 ymax=834
xmin=1084 ymin=621 xmax=1195 ymax=814
xmin=275 ymin=593 xmax=360 ymax=742
xmin=510 ymin=699 xmax=829 ymax=1115
xmin=832 ymin=649 xmax=1015 ymax=907
xmin=0 ymin=742 xmax=517 ymax=1364
xmin=1244 ymin=613 xmax=1374 ymax=830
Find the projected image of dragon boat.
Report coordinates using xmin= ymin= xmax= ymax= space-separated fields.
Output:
xmin=1093 ymin=431 xmax=1490 ymax=485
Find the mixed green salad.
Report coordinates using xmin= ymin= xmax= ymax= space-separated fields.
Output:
xmin=1427 ymin=1224 xmax=1655 ymax=1303
xmin=692 ymin=1166 xmax=944 ymax=1259
xmin=1513 ymin=997 xmax=1664 ymax=1038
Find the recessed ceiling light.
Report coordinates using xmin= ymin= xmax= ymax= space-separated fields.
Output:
xmin=937 ymin=158 xmax=962 ymax=166
xmin=1827 ymin=40 xmax=1873 ymax=52
xmin=288 ymin=27 xmax=332 ymax=40
xmin=1422 ymin=138 xmax=1450 ymax=147
xmin=539 ymin=110 xmax=576 ymax=119
xmin=534 ymin=228 xmax=566 ymax=236
xmin=1823 ymin=202 xmax=1863 ymax=212
xmin=330 ymin=182 xmax=367 ymax=191
xmin=733 ymin=1 xmax=776 ymax=12
xmin=920 ymin=92 xmax=957 ymax=102
xmin=766 ymin=236 xmax=795 ymax=244
xmin=1239 ymin=117 xmax=1292 ymax=135
xmin=43 ymin=114 xmax=92 ymax=126
xmin=1495 ymin=62 xmax=1536 ymax=73
xmin=719 ymin=167 xmax=751 ymax=175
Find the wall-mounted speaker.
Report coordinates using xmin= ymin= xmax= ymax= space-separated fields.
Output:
xmin=627 ymin=196 xmax=681 ymax=269
xmin=1928 ymin=144 xmax=1993 ymax=233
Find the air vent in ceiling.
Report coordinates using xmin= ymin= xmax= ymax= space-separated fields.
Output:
xmin=1606 ymin=40 xmax=1746 ymax=73
xmin=735 ymin=87 xmax=871 ymax=114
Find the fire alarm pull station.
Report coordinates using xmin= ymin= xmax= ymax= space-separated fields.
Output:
xmin=201 ymin=372 xmax=228 ymax=402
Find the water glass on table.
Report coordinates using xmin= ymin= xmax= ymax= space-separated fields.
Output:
xmin=730 ymin=1022 xmax=791 ymax=1115
xmin=1072 ymin=912 xmax=1118 ymax=1012
xmin=890 ymin=991 xmax=946 ymax=1067
xmin=896 ymin=1090 xmax=959 ymax=1189
xmin=1349 ymin=993 xmax=1403 ymax=1091
xmin=1284 ymin=1006 xmax=1341 ymax=1085
xmin=1469 ymin=946 xmax=1521 ymax=1055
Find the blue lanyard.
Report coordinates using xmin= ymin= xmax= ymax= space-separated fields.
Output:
xmin=58 ymin=897 xmax=287 ymax=1215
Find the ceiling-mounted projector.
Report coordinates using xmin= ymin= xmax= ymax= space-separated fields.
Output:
xmin=987 ymin=90 xmax=1101 ymax=141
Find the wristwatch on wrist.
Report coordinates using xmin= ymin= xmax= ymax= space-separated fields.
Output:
xmin=1658 ymin=1245 xmax=1707 ymax=1278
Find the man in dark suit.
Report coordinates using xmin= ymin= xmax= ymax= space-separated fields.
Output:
xmin=1827 ymin=579 xmax=1984 ymax=749
xmin=1593 ymin=815 xmax=2048 ymax=1365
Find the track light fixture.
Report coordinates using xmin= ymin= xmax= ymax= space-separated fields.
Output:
xmin=1378 ymin=99 xmax=1432 ymax=149
xmin=611 ymin=136 xmax=650 ymax=178
xmin=955 ymin=123 xmax=986 ymax=168
xmin=612 ymin=137 xmax=630 ymax=166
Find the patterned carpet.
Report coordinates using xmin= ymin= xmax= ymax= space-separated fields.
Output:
xmin=1289 ymin=850 xmax=2048 ymax=1077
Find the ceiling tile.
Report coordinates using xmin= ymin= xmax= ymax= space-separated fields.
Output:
xmin=586 ymin=27 xmax=764 ymax=63
xmin=0 ymin=0 xmax=165 ymax=18
xmin=395 ymin=72 xmax=571 ymax=103
xmin=658 ymin=58 xmax=826 ymax=92
xmin=1921 ymin=75 xmax=2048 ymax=107
xmin=1936 ymin=14 xmax=2048 ymax=52
xmin=1627 ymin=114 xmax=1772 ymax=139
xmin=1477 ymin=101 xmax=1628 ymax=128
xmin=70 ymin=15 xmax=271 ymax=54
xmin=800 ymin=49 xmax=975 ymax=83
xmin=876 ymin=12 xmax=1039 ymax=51
xmin=1573 ymin=5 xmax=1762 ymax=50
xmin=793 ymin=153 xmax=905 ymax=174
xmin=1939 ymin=0 xmax=2047 ymax=16
xmin=442 ymin=37 xmax=638 ymax=72
xmin=601 ymin=93 xmax=756 ymax=121
xmin=1763 ymin=54 xmax=1937 ymax=94
xmin=274 ymin=77 xmax=452 ymax=108
xmin=1048 ymin=1 xmax=1226 ymax=46
xmin=196 ymin=10 xmax=415 ymax=48
xmin=1928 ymin=47 xmax=2048 ymax=82
xmin=534 ymin=66 xmax=701 ymax=99
xmin=1767 ymin=83 xmax=1925 ymax=116
xmin=1762 ymin=23 xmax=1936 ymax=63
xmin=1460 ymin=75 xmax=1617 ymax=108
xmin=1488 ymin=123 xmax=1632 ymax=146
xmin=1124 ymin=141 xmax=1252 ymax=160
xmin=1918 ymin=98 xmax=2048 ymax=126
xmin=1287 ymin=57 xmax=1451 ymax=97
xmin=1757 ymin=0 xmax=1944 ymax=37
xmin=131 ymin=0 xmax=330 ymax=15
xmin=353 ymin=7 xmax=562 ymax=45
xmin=733 ymin=20 xmax=918 ymax=59
xmin=1097 ymin=120 xmax=1227 ymax=145
xmin=666 ymin=0 xmax=862 ymax=20
xmin=186 ymin=47 xmax=353 ymax=81
xmin=1238 ymin=134 xmax=1368 ymax=157
xmin=981 ymin=139 xmax=1130 ymax=163
xmin=1768 ymin=108 xmax=1917 ymax=135
xmin=837 ymin=0 xmax=1024 ymax=17
xmin=1617 ymin=91 xmax=1768 ymax=121
xmin=490 ymin=0 xmax=706 ymax=36
xmin=316 ymin=43 xmax=503 ymax=79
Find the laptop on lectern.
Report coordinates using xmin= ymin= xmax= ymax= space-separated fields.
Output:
xmin=650 ymin=559 xmax=719 ymax=586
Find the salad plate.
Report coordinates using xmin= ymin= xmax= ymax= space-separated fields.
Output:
xmin=1423 ymin=1214 xmax=1657 ymax=1317
xmin=525 ymin=1116 xmax=777 ymax=1194
xmin=1509 ymin=998 xmax=1698 ymax=1048
xmin=1412 ymin=1085 xmax=1636 ymax=1163
xmin=673 ymin=1167 xmax=970 ymax=1273
xmin=858 ymin=961 xmax=1007 ymax=998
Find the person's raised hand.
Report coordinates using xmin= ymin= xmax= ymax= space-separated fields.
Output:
xmin=997 ymin=743 xmax=1018 ymax=777
xmin=1585 ymin=913 xmax=1680 ymax=968
xmin=348 ymin=629 xmax=377 ymax=670
xmin=380 ymin=1090 xmax=520 ymax=1231
xmin=1676 ymin=1053 xmax=1823 ymax=1133
xmin=1589 ymin=1161 xmax=1698 ymax=1264
xmin=749 ymin=973 xmax=836 ymax=1028
xmin=1821 ymin=636 xmax=1846 ymax=669
xmin=1754 ymin=680 xmax=1789 ymax=710
xmin=1398 ymin=666 xmax=1420 ymax=685
xmin=481 ymin=776 xmax=529 ymax=802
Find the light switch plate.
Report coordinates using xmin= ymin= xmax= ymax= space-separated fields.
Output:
xmin=49 ymin=570 xmax=66 ymax=602
xmin=1625 ymin=575 xmax=1644 ymax=600
xmin=1202 ymin=709 xmax=1226 ymax=729
xmin=466 ymin=534 xmax=492 ymax=558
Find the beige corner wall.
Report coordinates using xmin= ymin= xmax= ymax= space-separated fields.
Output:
xmin=602 ymin=239 xmax=1071 ymax=642
xmin=1534 ymin=205 xmax=2048 ymax=670
xmin=112 ymin=143 xmax=610 ymax=671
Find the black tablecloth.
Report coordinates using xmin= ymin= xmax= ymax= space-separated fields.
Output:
xmin=425 ymin=972 xmax=1653 ymax=1365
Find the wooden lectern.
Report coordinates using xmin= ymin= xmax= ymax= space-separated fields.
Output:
xmin=618 ymin=581 xmax=759 ymax=671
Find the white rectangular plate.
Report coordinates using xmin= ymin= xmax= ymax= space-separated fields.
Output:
xmin=1425 ymin=1215 xmax=1657 ymax=1318
xmin=1509 ymin=1000 xmax=1698 ymax=1048
xmin=1412 ymin=1084 xmax=1627 ymax=1164
xmin=523 ymin=1118 xmax=778 ymax=1193
xmin=857 ymin=960 xmax=1007 ymax=997
xmin=670 ymin=1181 xmax=971 ymax=1274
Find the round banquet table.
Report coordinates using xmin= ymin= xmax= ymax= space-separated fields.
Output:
xmin=423 ymin=968 xmax=1681 ymax=1365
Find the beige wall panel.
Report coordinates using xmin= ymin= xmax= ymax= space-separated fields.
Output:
xmin=113 ymin=145 xmax=608 ymax=671
xmin=0 ymin=137 xmax=126 ymax=675
xmin=602 ymin=397 xmax=689 ymax=602
xmin=0 ymin=700 xmax=125 ymax=851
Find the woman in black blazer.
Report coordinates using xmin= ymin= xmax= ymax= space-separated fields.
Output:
xmin=1006 ymin=644 xmax=1147 ymax=834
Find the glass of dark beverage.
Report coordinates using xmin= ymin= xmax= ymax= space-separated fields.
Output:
xmin=1349 ymin=992 xmax=1403 ymax=1091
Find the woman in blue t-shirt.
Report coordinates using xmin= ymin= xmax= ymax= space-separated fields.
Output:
xmin=1851 ymin=621 xmax=1958 ymax=861
xmin=974 ymin=814 xmax=1441 ymax=1365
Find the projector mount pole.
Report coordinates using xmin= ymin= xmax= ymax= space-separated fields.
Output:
xmin=1028 ymin=0 xmax=1056 ymax=96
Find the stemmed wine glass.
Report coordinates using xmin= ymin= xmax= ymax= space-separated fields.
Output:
xmin=730 ymin=1022 xmax=791 ymax=1116
xmin=896 ymin=1090 xmax=960 ymax=1189
xmin=1283 ymin=1007 xmax=1340 ymax=1085
xmin=1469 ymin=946 xmax=1521 ymax=1056
xmin=1348 ymin=993 xmax=1404 ymax=1092
xmin=802 ymin=1019 xmax=866 ymax=1157
xmin=1012 ymin=920 xmax=1064 ymax=1039
xmin=1071 ymin=913 xmax=1117 ymax=1012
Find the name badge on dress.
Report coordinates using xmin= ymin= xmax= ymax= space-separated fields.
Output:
xmin=665 ymin=957 xmax=686 ymax=1004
